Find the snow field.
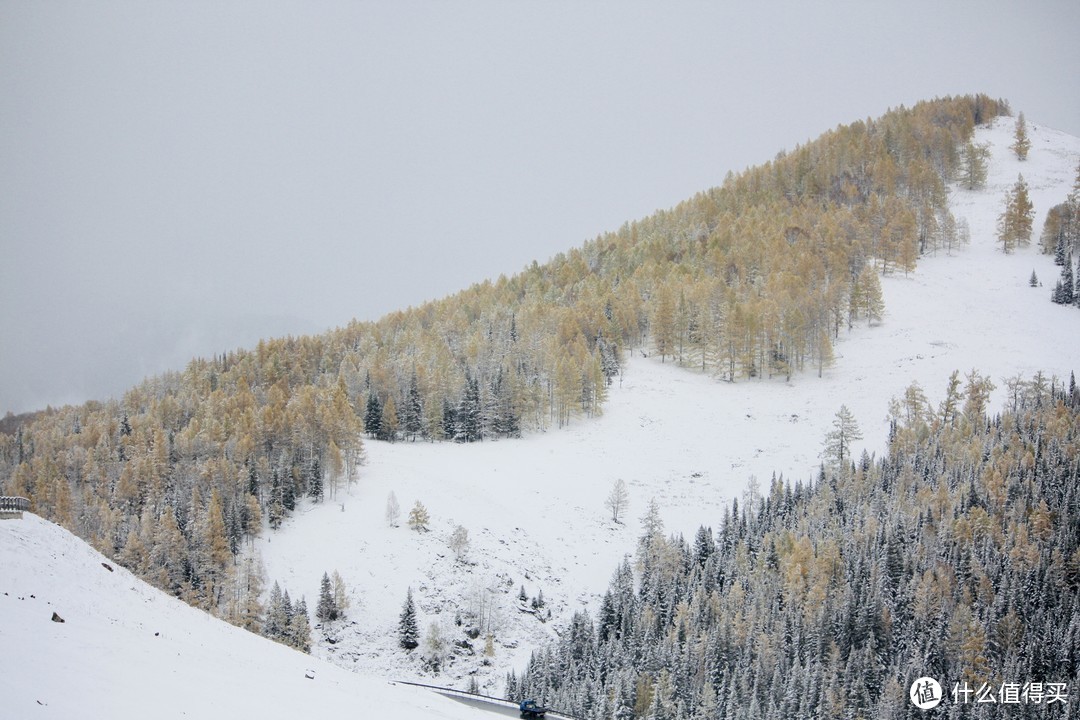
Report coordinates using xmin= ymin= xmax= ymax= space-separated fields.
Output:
xmin=0 ymin=513 xmax=486 ymax=720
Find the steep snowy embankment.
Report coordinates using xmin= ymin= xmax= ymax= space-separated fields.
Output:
xmin=259 ymin=116 xmax=1080 ymax=693
xmin=0 ymin=513 xmax=488 ymax=720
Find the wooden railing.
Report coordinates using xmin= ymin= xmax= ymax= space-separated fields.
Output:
xmin=0 ymin=496 xmax=30 ymax=514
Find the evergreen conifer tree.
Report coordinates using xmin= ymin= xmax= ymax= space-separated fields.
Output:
xmin=307 ymin=455 xmax=323 ymax=502
xmin=290 ymin=596 xmax=311 ymax=652
xmin=1058 ymin=258 xmax=1075 ymax=305
xmin=403 ymin=372 xmax=423 ymax=441
xmin=399 ymin=587 xmax=419 ymax=650
xmin=265 ymin=581 xmax=285 ymax=640
xmin=441 ymin=398 xmax=456 ymax=441
xmin=317 ymin=571 xmax=338 ymax=623
xmin=456 ymin=375 xmax=482 ymax=442
xmin=281 ymin=461 xmax=296 ymax=513
xmin=268 ymin=466 xmax=284 ymax=530
xmin=364 ymin=391 xmax=383 ymax=440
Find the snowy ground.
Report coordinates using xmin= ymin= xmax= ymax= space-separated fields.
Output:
xmin=0 ymin=513 xmax=488 ymax=720
xmin=4 ymin=117 xmax=1078 ymax=715
xmin=257 ymin=117 xmax=1080 ymax=694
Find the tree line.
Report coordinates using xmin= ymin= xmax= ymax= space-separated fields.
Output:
xmin=0 ymin=94 xmax=1010 ymax=632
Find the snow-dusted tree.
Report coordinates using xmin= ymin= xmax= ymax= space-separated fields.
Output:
xmin=423 ymin=621 xmax=447 ymax=670
xmin=597 ymin=331 xmax=621 ymax=385
xmin=316 ymin=571 xmax=338 ymax=623
xmin=606 ymin=478 xmax=629 ymax=524
xmin=290 ymin=596 xmax=311 ymax=652
xmin=455 ymin=375 xmax=483 ymax=442
xmin=1030 ymin=269 xmax=1039 ymax=287
xmin=235 ymin=554 xmax=265 ymax=633
xmin=962 ymin=371 xmax=995 ymax=423
xmin=997 ymin=174 xmax=1035 ymax=253
xmin=382 ymin=395 xmax=399 ymax=442
xmin=441 ymin=398 xmax=456 ymax=441
xmin=331 ymin=570 xmax=349 ymax=618
xmin=823 ymin=405 xmax=862 ymax=471
xmin=408 ymin=500 xmax=430 ymax=532
xmin=957 ymin=216 xmax=971 ymax=250
xmin=1011 ymin=112 xmax=1030 ymax=161
xmin=959 ymin=140 xmax=990 ymax=190
xmin=385 ymin=491 xmax=401 ymax=527
xmin=364 ymin=390 xmax=383 ymax=440
xmin=448 ymin=524 xmax=470 ymax=561
xmin=307 ymin=455 xmax=323 ymax=503
xmin=399 ymin=588 xmax=419 ymax=650
xmin=640 ymin=498 xmax=663 ymax=546
xmin=850 ymin=266 xmax=884 ymax=326
xmin=1052 ymin=258 xmax=1074 ymax=305
xmin=651 ymin=285 xmax=677 ymax=362
xmin=403 ymin=371 xmax=424 ymax=441
xmin=265 ymin=581 xmax=286 ymax=640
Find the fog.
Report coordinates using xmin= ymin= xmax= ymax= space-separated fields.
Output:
xmin=2 ymin=1 xmax=1078 ymax=414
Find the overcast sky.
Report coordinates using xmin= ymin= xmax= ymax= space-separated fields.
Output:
xmin=2 ymin=1 xmax=1078 ymax=414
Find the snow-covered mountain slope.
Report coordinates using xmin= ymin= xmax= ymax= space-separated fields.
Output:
xmin=257 ymin=116 xmax=1080 ymax=693
xmin=0 ymin=513 xmax=489 ymax=720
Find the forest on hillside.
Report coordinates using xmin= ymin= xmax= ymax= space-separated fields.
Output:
xmin=510 ymin=373 xmax=1080 ymax=719
xmin=0 ymin=94 xmax=1011 ymax=632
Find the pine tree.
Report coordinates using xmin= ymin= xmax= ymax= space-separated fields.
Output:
xmin=441 ymin=398 xmax=456 ymax=441
xmin=1029 ymin=269 xmax=1039 ymax=287
xmin=598 ymin=332 xmax=621 ymax=384
xmin=265 ymin=581 xmax=286 ymax=640
xmin=307 ymin=455 xmax=323 ymax=502
xmin=1011 ymin=112 xmax=1031 ymax=160
xmin=281 ymin=458 xmax=296 ymax=513
xmin=455 ymin=375 xmax=482 ymax=442
xmin=1075 ymin=255 xmax=1080 ymax=308
xmin=1052 ymin=279 xmax=1066 ymax=304
xmin=364 ymin=391 xmax=383 ymax=440
xmin=399 ymin=587 xmax=419 ymax=650
xmin=290 ymin=596 xmax=311 ymax=652
xmin=403 ymin=371 xmax=423 ymax=441
xmin=267 ymin=467 xmax=284 ymax=530
xmin=1053 ymin=257 xmax=1075 ymax=305
xmin=317 ymin=571 xmax=338 ymax=623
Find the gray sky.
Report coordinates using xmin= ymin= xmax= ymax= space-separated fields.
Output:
xmin=2 ymin=1 xmax=1078 ymax=415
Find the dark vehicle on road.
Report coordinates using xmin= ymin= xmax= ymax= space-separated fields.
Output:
xmin=519 ymin=699 xmax=546 ymax=718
